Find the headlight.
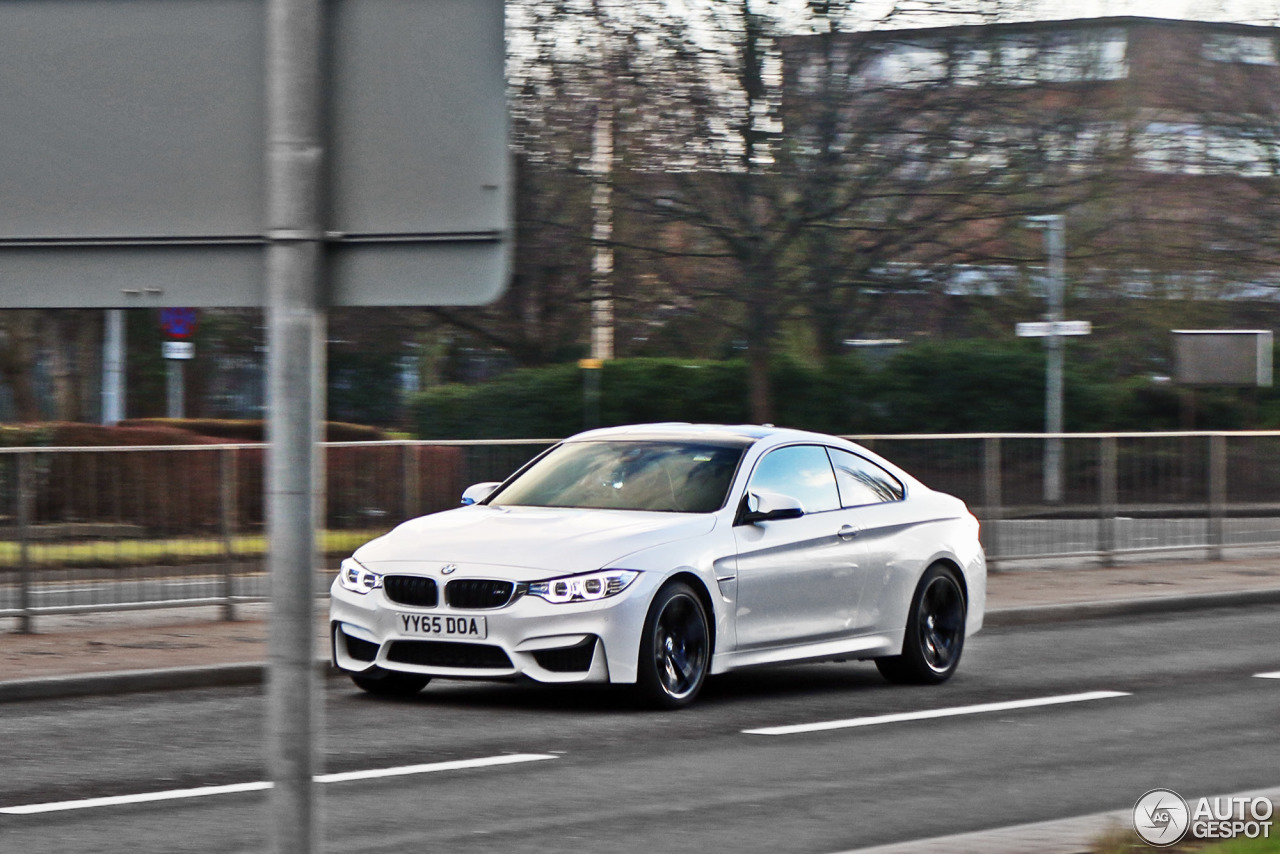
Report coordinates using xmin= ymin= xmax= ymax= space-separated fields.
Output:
xmin=338 ymin=557 xmax=383 ymax=595
xmin=526 ymin=570 xmax=639 ymax=604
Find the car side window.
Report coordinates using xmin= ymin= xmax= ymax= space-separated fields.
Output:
xmin=747 ymin=445 xmax=840 ymax=514
xmin=827 ymin=448 xmax=905 ymax=507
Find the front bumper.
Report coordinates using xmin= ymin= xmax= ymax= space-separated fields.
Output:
xmin=329 ymin=571 xmax=661 ymax=685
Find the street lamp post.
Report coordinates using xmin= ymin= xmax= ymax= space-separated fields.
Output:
xmin=1025 ymin=214 xmax=1066 ymax=504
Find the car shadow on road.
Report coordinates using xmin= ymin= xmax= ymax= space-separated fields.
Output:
xmin=332 ymin=661 xmax=898 ymax=714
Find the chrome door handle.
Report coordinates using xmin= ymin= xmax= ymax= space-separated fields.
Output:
xmin=838 ymin=524 xmax=860 ymax=541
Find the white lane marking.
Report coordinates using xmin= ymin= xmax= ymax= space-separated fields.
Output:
xmin=0 ymin=782 xmax=272 ymax=816
xmin=315 ymin=753 xmax=557 ymax=784
xmin=1255 ymin=671 xmax=1280 ymax=679
xmin=742 ymin=691 xmax=1131 ymax=736
xmin=0 ymin=753 xmax=557 ymax=816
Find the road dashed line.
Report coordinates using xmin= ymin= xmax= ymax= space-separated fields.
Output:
xmin=742 ymin=691 xmax=1131 ymax=736
xmin=0 ymin=753 xmax=557 ymax=815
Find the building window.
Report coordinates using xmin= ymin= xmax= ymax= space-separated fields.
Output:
xmin=1202 ymin=34 xmax=1278 ymax=66
xmin=862 ymin=29 xmax=1128 ymax=89
xmin=1136 ymin=122 xmax=1280 ymax=177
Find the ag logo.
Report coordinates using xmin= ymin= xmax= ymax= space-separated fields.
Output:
xmin=1134 ymin=788 xmax=1190 ymax=846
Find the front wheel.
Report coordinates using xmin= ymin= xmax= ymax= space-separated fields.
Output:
xmin=636 ymin=582 xmax=711 ymax=710
xmin=876 ymin=564 xmax=966 ymax=685
xmin=350 ymin=667 xmax=430 ymax=697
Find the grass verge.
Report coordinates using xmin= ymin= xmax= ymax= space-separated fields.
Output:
xmin=0 ymin=529 xmax=386 ymax=569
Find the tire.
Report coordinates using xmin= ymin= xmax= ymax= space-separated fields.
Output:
xmin=350 ymin=667 xmax=430 ymax=697
xmin=875 ymin=564 xmax=966 ymax=685
xmin=636 ymin=581 xmax=711 ymax=710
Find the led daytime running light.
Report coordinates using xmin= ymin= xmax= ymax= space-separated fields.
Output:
xmin=527 ymin=570 xmax=638 ymax=604
xmin=339 ymin=558 xmax=383 ymax=595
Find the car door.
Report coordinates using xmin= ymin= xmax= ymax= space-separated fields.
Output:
xmin=732 ymin=444 xmax=869 ymax=650
xmin=826 ymin=447 xmax=916 ymax=633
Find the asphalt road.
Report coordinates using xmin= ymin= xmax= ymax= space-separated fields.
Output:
xmin=1 ymin=605 xmax=1277 ymax=854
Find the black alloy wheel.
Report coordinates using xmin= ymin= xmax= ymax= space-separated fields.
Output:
xmin=637 ymin=581 xmax=711 ymax=709
xmin=876 ymin=564 xmax=966 ymax=685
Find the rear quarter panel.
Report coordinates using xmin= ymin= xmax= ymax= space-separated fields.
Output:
xmin=854 ymin=489 xmax=986 ymax=642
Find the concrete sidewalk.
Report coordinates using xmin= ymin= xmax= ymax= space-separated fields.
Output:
xmin=2 ymin=556 xmax=1279 ymax=701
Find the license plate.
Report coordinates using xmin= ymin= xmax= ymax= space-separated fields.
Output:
xmin=396 ymin=613 xmax=487 ymax=640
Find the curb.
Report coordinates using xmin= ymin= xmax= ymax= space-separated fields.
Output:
xmin=0 ymin=659 xmax=338 ymax=704
xmin=0 ymin=663 xmax=264 ymax=704
xmin=3 ymin=589 xmax=1278 ymax=703
xmin=984 ymin=586 xmax=1280 ymax=627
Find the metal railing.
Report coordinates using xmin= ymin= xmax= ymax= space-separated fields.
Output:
xmin=855 ymin=432 xmax=1280 ymax=566
xmin=0 ymin=440 xmax=551 ymax=630
xmin=2 ymin=432 xmax=1278 ymax=629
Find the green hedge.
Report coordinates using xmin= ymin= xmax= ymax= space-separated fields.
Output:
xmin=410 ymin=343 xmax=1280 ymax=440
xmin=411 ymin=356 xmax=876 ymax=439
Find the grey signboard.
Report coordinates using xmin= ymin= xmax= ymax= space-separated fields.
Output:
xmin=0 ymin=0 xmax=508 ymax=307
xmin=1174 ymin=330 xmax=1274 ymax=387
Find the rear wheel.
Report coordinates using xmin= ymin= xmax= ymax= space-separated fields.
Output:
xmin=350 ymin=667 xmax=430 ymax=697
xmin=876 ymin=564 xmax=966 ymax=685
xmin=636 ymin=582 xmax=710 ymax=710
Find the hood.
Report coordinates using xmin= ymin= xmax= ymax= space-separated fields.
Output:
xmin=353 ymin=505 xmax=717 ymax=579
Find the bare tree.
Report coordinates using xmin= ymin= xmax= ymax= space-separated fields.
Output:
xmin=464 ymin=3 xmax=1278 ymax=423
xmin=0 ymin=311 xmax=41 ymax=421
xmin=600 ymin=1 xmax=1120 ymax=419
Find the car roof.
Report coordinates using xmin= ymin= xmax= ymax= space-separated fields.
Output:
xmin=564 ymin=423 xmax=851 ymax=448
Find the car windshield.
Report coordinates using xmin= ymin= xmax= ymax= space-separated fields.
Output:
xmin=491 ymin=440 xmax=746 ymax=513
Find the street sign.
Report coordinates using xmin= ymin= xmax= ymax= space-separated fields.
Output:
xmin=0 ymin=0 xmax=509 ymax=308
xmin=1016 ymin=320 xmax=1093 ymax=337
xmin=160 ymin=307 xmax=199 ymax=339
xmin=1173 ymin=330 xmax=1273 ymax=387
xmin=162 ymin=341 xmax=195 ymax=360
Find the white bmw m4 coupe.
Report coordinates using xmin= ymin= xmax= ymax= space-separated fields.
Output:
xmin=330 ymin=423 xmax=986 ymax=708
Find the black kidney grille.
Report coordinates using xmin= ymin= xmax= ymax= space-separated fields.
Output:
xmin=383 ymin=575 xmax=439 ymax=607
xmin=445 ymin=579 xmax=516 ymax=609
xmin=386 ymin=641 xmax=513 ymax=670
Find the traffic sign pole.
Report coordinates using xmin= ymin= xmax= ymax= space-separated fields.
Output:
xmin=264 ymin=0 xmax=326 ymax=848
xmin=166 ymin=361 xmax=184 ymax=418
xmin=1044 ymin=217 xmax=1065 ymax=504
xmin=1024 ymin=215 xmax=1068 ymax=504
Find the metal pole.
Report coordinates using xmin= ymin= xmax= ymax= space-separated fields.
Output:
xmin=1044 ymin=216 xmax=1065 ymax=504
xmin=403 ymin=442 xmax=420 ymax=521
xmin=220 ymin=447 xmax=239 ymax=622
xmin=1026 ymin=214 xmax=1066 ymax=504
xmin=982 ymin=437 xmax=1002 ymax=568
xmin=102 ymin=309 xmax=126 ymax=425
xmin=1098 ymin=436 xmax=1118 ymax=567
xmin=1209 ymin=434 xmax=1226 ymax=560
xmin=265 ymin=0 xmax=327 ymax=845
xmin=166 ymin=359 xmax=185 ymax=419
xmin=16 ymin=453 xmax=33 ymax=635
